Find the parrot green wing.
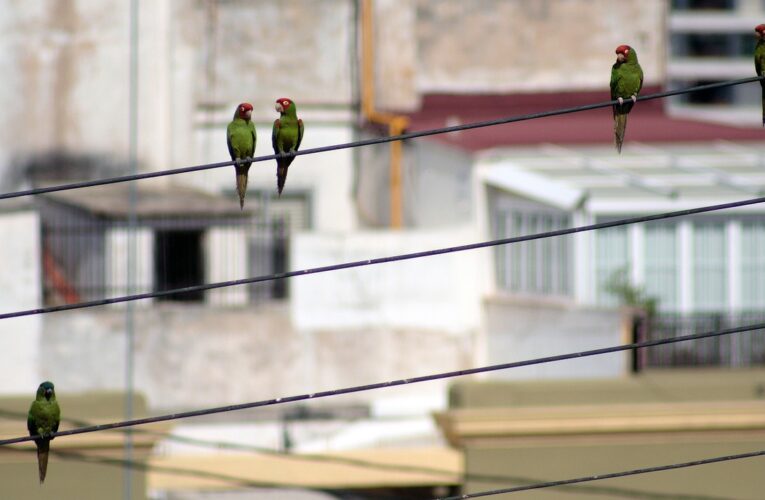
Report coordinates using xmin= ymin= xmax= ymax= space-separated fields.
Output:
xmin=296 ymin=119 xmax=304 ymax=151
xmin=755 ymin=41 xmax=765 ymax=125
xmin=51 ymin=402 xmax=60 ymax=436
xmin=27 ymin=411 xmax=35 ymax=437
xmin=249 ymin=122 xmax=257 ymax=156
xmin=610 ymin=63 xmax=619 ymax=101
xmin=226 ymin=122 xmax=236 ymax=160
xmin=755 ymin=41 xmax=765 ymax=77
xmin=272 ymin=119 xmax=282 ymax=154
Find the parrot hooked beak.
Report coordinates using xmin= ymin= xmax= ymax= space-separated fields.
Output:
xmin=44 ymin=388 xmax=53 ymax=400
xmin=615 ymin=45 xmax=629 ymax=63
xmin=275 ymin=102 xmax=284 ymax=113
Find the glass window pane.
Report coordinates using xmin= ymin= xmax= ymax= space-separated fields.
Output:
xmin=741 ymin=222 xmax=765 ymax=310
xmin=595 ymin=226 xmax=630 ymax=305
xmin=692 ymin=222 xmax=727 ymax=311
xmin=644 ymin=223 xmax=678 ymax=311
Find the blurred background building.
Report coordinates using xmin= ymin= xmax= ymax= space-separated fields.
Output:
xmin=1 ymin=0 xmax=765 ymax=498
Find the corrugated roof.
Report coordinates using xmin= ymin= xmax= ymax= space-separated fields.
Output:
xmin=406 ymin=88 xmax=765 ymax=151
xmin=42 ymin=184 xmax=252 ymax=218
xmin=477 ymin=141 xmax=765 ymax=211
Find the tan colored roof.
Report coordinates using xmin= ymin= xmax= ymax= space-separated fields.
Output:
xmin=435 ymin=400 xmax=765 ymax=447
xmin=147 ymin=447 xmax=461 ymax=491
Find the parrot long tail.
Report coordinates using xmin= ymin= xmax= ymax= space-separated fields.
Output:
xmin=277 ymin=160 xmax=289 ymax=197
xmin=36 ymin=440 xmax=49 ymax=484
xmin=235 ymin=164 xmax=250 ymax=210
xmin=614 ymin=112 xmax=628 ymax=154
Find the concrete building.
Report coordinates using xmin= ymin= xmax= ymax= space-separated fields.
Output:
xmin=437 ymin=370 xmax=765 ymax=499
xmin=1 ymin=0 xmax=765 ymax=498
xmin=668 ymin=0 xmax=765 ymax=125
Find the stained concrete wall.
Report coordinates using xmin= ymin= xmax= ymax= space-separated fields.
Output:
xmin=40 ymin=305 xmax=470 ymax=412
xmin=0 ymin=0 xmax=180 ymax=171
xmin=356 ymin=137 xmax=473 ymax=228
xmin=0 ymin=0 xmax=358 ymax=195
xmin=0 ymin=209 xmax=41 ymax=394
xmin=374 ymin=0 xmax=667 ymax=110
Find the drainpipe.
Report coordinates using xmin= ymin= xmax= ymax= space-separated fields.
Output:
xmin=360 ymin=0 xmax=410 ymax=229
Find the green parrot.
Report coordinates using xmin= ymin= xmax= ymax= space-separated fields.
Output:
xmin=754 ymin=24 xmax=765 ymax=126
xmin=226 ymin=102 xmax=257 ymax=209
xmin=610 ymin=44 xmax=643 ymax=153
xmin=272 ymin=97 xmax=304 ymax=196
xmin=27 ymin=381 xmax=60 ymax=484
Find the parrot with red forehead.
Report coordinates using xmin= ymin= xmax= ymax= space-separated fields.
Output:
xmin=754 ymin=24 xmax=765 ymax=126
xmin=610 ymin=44 xmax=643 ymax=153
xmin=226 ymin=102 xmax=257 ymax=209
xmin=272 ymin=97 xmax=304 ymax=196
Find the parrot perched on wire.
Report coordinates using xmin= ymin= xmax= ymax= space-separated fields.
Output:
xmin=226 ymin=102 xmax=257 ymax=209
xmin=272 ymin=97 xmax=304 ymax=196
xmin=754 ymin=24 xmax=765 ymax=126
xmin=610 ymin=44 xmax=643 ymax=153
xmin=27 ymin=381 xmax=60 ymax=484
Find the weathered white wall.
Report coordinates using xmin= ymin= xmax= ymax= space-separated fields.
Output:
xmin=416 ymin=0 xmax=666 ymax=93
xmin=0 ymin=210 xmax=41 ymax=393
xmin=210 ymin=0 xmax=355 ymax=107
xmin=291 ymin=228 xmax=482 ymax=335
xmin=189 ymin=124 xmax=359 ymax=232
xmin=484 ymin=297 xmax=627 ymax=379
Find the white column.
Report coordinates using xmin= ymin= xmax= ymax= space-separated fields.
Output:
xmin=679 ymin=220 xmax=693 ymax=314
xmin=573 ymin=210 xmax=593 ymax=305
xmin=630 ymin=224 xmax=645 ymax=287
xmin=107 ymin=228 xmax=154 ymax=307
xmin=0 ymin=211 xmax=41 ymax=393
xmin=727 ymin=220 xmax=741 ymax=313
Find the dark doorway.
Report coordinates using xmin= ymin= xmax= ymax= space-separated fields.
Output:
xmin=154 ymin=230 xmax=204 ymax=301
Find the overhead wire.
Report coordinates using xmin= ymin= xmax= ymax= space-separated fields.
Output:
xmin=434 ymin=449 xmax=765 ymax=499
xmin=0 ymin=410 xmax=709 ymax=499
xmin=0 ymin=76 xmax=762 ymax=202
xmin=0 ymin=72 xmax=762 ymax=496
xmin=1 ymin=321 xmax=762 ymax=446
xmin=2 ymin=194 xmax=765 ymax=320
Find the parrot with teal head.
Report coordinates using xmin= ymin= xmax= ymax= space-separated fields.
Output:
xmin=27 ymin=381 xmax=61 ymax=484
